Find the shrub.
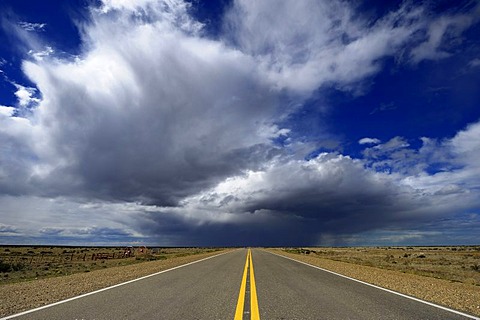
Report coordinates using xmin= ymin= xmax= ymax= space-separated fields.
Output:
xmin=0 ymin=261 xmax=10 ymax=272
xmin=0 ymin=261 xmax=25 ymax=272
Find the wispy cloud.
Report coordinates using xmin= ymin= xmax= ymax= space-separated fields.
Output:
xmin=224 ymin=0 xmax=480 ymax=94
xmin=469 ymin=58 xmax=480 ymax=68
xmin=18 ymin=21 xmax=46 ymax=32
xmin=410 ymin=2 xmax=480 ymax=63
xmin=28 ymin=46 xmax=54 ymax=61
xmin=370 ymin=102 xmax=396 ymax=115
xmin=359 ymin=138 xmax=381 ymax=145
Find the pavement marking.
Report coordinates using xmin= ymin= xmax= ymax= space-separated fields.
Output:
xmin=249 ymin=250 xmax=260 ymax=320
xmin=235 ymin=249 xmax=260 ymax=320
xmin=266 ymin=250 xmax=480 ymax=320
xmin=0 ymin=250 xmax=234 ymax=320
xmin=234 ymin=249 xmax=249 ymax=320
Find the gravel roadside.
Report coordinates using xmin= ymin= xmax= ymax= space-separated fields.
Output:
xmin=268 ymin=249 xmax=480 ymax=318
xmin=0 ymin=249 xmax=231 ymax=318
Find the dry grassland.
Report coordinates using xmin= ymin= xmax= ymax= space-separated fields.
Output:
xmin=286 ymin=246 xmax=480 ymax=285
xmin=0 ymin=246 xmax=220 ymax=285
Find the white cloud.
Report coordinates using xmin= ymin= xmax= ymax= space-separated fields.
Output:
xmin=0 ymin=195 xmax=146 ymax=242
xmin=449 ymin=121 xmax=480 ymax=163
xmin=0 ymin=106 xmax=15 ymax=117
xmin=18 ymin=22 xmax=46 ymax=32
xmin=362 ymin=137 xmax=415 ymax=173
xmin=96 ymin=0 xmax=203 ymax=34
xmin=359 ymin=137 xmax=381 ymax=145
xmin=224 ymin=1 xmax=480 ymax=94
xmin=223 ymin=1 xmax=429 ymax=94
xmin=410 ymin=3 xmax=480 ymax=63
xmin=13 ymin=83 xmax=40 ymax=108
xmin=28 ymin=46 xmax=54 ymax=61
xmin=399 ymin=122 xmax=480 ymax=195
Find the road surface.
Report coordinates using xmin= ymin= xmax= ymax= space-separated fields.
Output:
xmin=3 ymin=249 xmax=477 ymax=320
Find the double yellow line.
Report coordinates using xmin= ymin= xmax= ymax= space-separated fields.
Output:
xmin=234 ymin=249 xmax=260 ymax=320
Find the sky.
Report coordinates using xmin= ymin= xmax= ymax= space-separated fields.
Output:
xmin=0 ymin=0 xmax=479 ymax=247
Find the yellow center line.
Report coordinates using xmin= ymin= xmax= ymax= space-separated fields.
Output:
xmin=234 ymin=249 xmax=260 ymax=320
xmin=234 ymin=249 xmax=249 ymax=320
xmin=249 ymin=249 xmax=260 ymax=320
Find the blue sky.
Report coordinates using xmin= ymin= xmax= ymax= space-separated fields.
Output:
xmin=0 ymin=0 xmax=479 ymax=246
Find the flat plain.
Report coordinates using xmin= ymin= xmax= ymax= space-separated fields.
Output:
xmin=0 ymin=246 xmax=221 ymax=285
xmin=283 ymin=246 xmax=480 ymax=286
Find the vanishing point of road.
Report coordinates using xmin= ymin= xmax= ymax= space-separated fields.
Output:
xmin=2 ymin=249 xmax=478 ymax=320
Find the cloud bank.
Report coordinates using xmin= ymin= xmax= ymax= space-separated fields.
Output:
xmin=0 ymin=0 xmax=479 ymax=245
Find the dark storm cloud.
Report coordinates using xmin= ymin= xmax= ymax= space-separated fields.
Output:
xmin=135 ymin=208 xmax=318 ymax=246
xmin=160 ymin=151 xmax=478 ymax=245
xmin=17 ymin=3 xmax=286 ymax=205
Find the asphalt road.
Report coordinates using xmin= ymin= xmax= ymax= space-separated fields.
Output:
xmin=4 ymin=249 xmax=477 ymax=320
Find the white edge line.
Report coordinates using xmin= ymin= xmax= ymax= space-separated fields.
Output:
xmin=265 ymin=250 xmax=480 ymax=320
xmin=1 ymin=250 xmax=234 ymax=320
